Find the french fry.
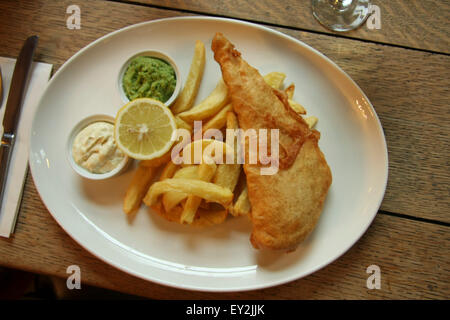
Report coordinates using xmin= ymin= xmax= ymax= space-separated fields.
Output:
xmin=285 ymin=83 xmax=295 ymax=99
xmin=265 ymin=76 xmax=306 ymax=115
xmin=181 ymin=139 xmax=235 ymax=165
xmin=213 ymin=112 xmax=241 ymax=192
xmin=140 ymin=151 xmax=171 ymax=167
xmin=213 ymin=164 xmax=241 ymax=193
xmin=159 ymin=160 xmax=179 ymax=181
xmin=171 ymin=40 xmax=206 ymax=114
xmin=226 ymin=110 xmax=239 ymax=129
xmin=202 ymin=103 xmax=233 ymax=132
xmin=152 ymin=200 xmax=227 ymax=227
xmin=123 ymin=164 xmax=157 ymax=215
xmin=180 ymin=161 xmax=217 ymax=224
xmin=264 ymin=72 xmax=286 ymax=89
xmin=283 ymin=83 xmax=307 ymax=114
xmin=194 ymin=207 xmax=228 ymax=226
xmin=172 ymin=165 xmax=198 ymax=178
xmin=232 ymin=185 xmax=251 ymax=216
xmin=162 ymin=165 xmax=198 ymax=212
xmin=289 ymin=99 xmax=306 ymax=114
xmin=304 ymin=116 xmax=318 ymax=129
xmin=174 ymin=116 xmax=193 ymax=131
xmin=143 ymin=178 xmax=233 ymax=208
xmin=199 ymin=200 xmax=210 ymax=210
xmin=178 ymin=79 xmax=229 ymax=123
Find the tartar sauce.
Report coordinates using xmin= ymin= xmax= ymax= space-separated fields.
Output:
xmin=72 ymin=121 xmax=125 ymax=174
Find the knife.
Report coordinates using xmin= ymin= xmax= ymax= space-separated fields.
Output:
xmin=0 ymin=35 xmax=38 ymax=207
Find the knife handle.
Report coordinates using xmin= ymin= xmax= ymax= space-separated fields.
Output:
xmin=0 ymin=133 xmax=15 ymax=207
xmin=3 ymin=35 xmax=38 ymax=134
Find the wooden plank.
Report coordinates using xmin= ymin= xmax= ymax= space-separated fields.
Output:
xmin=0 ymin=0 xmax=448 ymax=221
xmin=0 ymin=171 xmax=447 ymax=299
xmin=130 ymin=0 xmax=450 ymax=53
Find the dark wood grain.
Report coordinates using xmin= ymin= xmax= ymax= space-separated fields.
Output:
xmin=0 ymin=0 xmax=448 ymax=299
xmin=129 ymin=0 xmax=450 ymax=54
xmin=0 ymin=172 xmax=447 ymax=299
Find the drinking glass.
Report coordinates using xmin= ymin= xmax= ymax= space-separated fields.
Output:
xmin=312 ymin=0 xmax=371 ymax=32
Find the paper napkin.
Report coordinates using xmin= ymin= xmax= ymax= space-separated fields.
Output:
xmin=0 ymin=57 xmax=52 ymax=237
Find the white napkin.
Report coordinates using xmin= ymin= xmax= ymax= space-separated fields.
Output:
xmin=0 ymin=57 xmax=52 ymax=238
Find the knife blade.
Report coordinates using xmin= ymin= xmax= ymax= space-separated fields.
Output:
xmin=0 ymin=35 xmax=38 ymax=207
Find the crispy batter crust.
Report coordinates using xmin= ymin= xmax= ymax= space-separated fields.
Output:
xmin=212 ymin=33 xmax=332 ymax=251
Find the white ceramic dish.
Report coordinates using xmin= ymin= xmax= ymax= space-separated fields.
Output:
xmin=67 ymin=114 xmax=131 ymax=180
xmin=118 ymin=50 xmax=181 ymax=106
xmin=29 ymin=17 xmax=388 ymax=292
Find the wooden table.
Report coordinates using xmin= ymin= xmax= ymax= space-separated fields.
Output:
xmin=0 ymin=0 xmax=448 ymax=299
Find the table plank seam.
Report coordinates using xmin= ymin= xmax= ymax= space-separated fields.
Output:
xmin=379 ymin=210 xmax=450 ymax=228
xmin=106 ymin=0 xmax=450 ymax=57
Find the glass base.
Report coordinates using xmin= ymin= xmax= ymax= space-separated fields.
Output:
xmin=312 ymin=0 xmax=371 ymax=32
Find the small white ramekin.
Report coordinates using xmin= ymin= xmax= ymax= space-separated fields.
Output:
xmin=67 ymin=114 xmax=131 ymax=180
xmin=118 ymin=50 xmax=181 ymax=107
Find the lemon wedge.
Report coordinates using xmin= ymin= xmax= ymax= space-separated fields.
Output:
xmin=114 ymin=98 xmax=176 ymax=160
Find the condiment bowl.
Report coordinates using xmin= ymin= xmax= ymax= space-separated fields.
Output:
xmin=118 ymin=50 xmax=181 ymax=107
xmin=67 ymin=114 xmax=131 ymax=180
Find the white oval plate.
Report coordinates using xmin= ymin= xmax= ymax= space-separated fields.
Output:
xmin=29 ymin=17 xmax=388 ymax=292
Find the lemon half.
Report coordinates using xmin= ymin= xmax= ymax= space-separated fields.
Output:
xmin=114 ymin=98 xmax=176 ymax=160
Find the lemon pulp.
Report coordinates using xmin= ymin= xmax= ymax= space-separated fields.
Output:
xmin=115 ymin=98 xmax=176 ymax=160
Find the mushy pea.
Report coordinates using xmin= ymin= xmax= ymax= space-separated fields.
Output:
xmin=122 ymin=56 xmax=176 ymax=103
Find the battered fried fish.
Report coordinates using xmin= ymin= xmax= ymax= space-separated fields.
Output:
xmin=212 ymin=33 xmax=332 ymax=251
